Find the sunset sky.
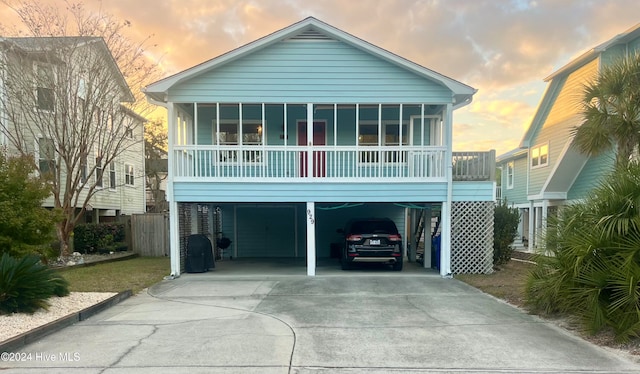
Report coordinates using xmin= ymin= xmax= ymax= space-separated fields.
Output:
xmin=2 ymin=0 xmax=640 ymax=155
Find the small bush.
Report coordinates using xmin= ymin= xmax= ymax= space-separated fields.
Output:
xmin=73 ymin=223 xmax=125 ymax=254
xmin=0 ymin=253 xmax=70 ymax=314
xmin=493 ymin=201 xmax=520 ymax=265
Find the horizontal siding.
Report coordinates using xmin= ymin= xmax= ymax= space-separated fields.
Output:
xmin=169 ymin=41 xmax=453 ymax=103
xmin=528 ymin=60 xmax=598 ymax=196
xmin=173 ymin=181 xmax=448 ymax=202
xmin=173 ymin=181 xmax=493 ymax=203
xmin=567 ymin=151 xmax=614 ymax=200
xmin=452 ymin=182 xmax=495 ymax=201
xmin=501 ymin=156 xmax=529 ymax=204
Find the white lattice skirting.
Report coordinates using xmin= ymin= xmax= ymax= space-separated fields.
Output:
xmin=451 ymin=201 xmax=494 ymax=274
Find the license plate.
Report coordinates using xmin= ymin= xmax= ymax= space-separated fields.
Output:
xmin=369 ymin=239 xmax=381 ymax=245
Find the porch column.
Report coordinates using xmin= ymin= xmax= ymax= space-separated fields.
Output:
xmin=408 ymin=208 xmax=416 ymax=263
xmin=306 ymin=201 xmax=316 ymax=276
xmin=169 ymin=200 xmax=180 ymax=276
xmin=423 ymin=205 xmax=432 ymax=269
xmin=542 ymin=199 xmax=549 ymax=233
xmin=528 ymin=201 xmax=535 ymax=252
xmin=306 ymin=104 xmax=314 ymax=178
xmin=167 ymin=102 xmax=180 ymax=276
xmin=440 ymin=103 xmax=453 ymax=277
xmin=518 ymin=209 xmax=525 ymax=245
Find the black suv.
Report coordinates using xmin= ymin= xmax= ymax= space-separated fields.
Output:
xmin=337 ymin=218 xmax=403 ymax=271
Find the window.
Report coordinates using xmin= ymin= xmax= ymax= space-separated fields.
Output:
xmin=125 ymin=164 xmax=134 ymax=186
xmin=358 ymin=122 xmax=409 ymax=163
xmin=506 ymin=161 xmax=514 ymax=189
xmin=35 ymin=63 xmax=55 ymax=111
xmin=214 ymin=121 xmax=263 ymax=145
xmin=95 ymin=155 xmax=103 ymax=188
xmin=38 ymin=138 xmax=56 ymax=175
xmin=214 ymin=121 xmax=263 ymax=163
xmin=531 ymin=143 xmax=549 ymax=168
xmin=109 ymin=162 xmax=116 ymax=189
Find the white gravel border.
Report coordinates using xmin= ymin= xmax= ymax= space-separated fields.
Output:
xmin=0 ymin=292 xmax=116 ymax=342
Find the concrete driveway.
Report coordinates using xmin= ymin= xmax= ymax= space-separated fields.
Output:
xmin=2 ymin=262 xmax=640 ymax=373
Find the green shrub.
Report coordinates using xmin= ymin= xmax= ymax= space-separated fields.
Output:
xmin=493 ymin=201 xmax=520 ymax=265
xmin=526 ymin=162 xmax=640 ymax=342
xmin=0 ymin=253 xmax=70 ymax=314
xmin=73 ymin=223 xmax=125 ymax=254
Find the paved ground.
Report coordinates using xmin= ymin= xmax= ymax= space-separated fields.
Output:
xmin=2 ymin=260 xmax=640 ymax=373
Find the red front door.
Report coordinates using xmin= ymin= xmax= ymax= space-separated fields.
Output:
xmin=298 ymin=121 xmax=326 ymax=177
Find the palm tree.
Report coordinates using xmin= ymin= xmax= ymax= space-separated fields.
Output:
xmin=526 ymin=161 xmax=640 ymax=342
xmin=572 ymin=52 xmax=640 ymax=167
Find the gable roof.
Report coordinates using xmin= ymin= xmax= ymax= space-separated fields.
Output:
xmin=145 ymin=17 xmax=476 ymax=107
xmin=520 ymin=23 xmax=640 ymax=148
xmin=1 ymin=36 xmax=134 ymax=102
xmin=544 ymin=23 xmax=640 ymax=82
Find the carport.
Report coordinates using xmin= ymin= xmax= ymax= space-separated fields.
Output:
xmin=176 ymin=202 xmax=442 ymax=275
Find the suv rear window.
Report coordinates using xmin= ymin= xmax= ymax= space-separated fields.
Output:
xmin=349 ymin=220 xmax=398 ymax=235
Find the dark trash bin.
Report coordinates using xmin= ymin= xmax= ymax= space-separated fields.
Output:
xmin=186 ymin=234 xmax=215 ymax=273
xmin=431 ymin=234 xmax=441 ymax=270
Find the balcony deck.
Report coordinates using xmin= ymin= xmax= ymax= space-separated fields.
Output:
xmin=171 ymin=146 xmax=495 ymax=182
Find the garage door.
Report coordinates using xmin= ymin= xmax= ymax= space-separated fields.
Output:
xmin=236 ymin=206 xmax=296 ymax=257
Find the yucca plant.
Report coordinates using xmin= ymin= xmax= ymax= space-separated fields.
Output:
xmin=526 ymin=162 xmax=640 ymax=342
xmin=0 ymin=253 xmax=69 ymax=314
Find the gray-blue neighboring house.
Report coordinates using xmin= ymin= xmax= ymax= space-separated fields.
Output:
xmin=144 ymin=17 xmax=496 ymax=277
xmin=497 ymin=23 xmax=640 ymax=251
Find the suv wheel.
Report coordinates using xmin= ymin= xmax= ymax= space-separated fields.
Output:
xmin=392 ymin=259 xmax=403 ymax=271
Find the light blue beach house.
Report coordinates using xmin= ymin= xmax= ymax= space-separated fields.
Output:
xmin=144 ymin=17 xmax=496 ymax=277
xmin=497 ymin=24 xmax=640 ymax=251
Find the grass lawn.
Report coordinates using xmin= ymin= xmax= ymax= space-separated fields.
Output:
xmin=455 ymin=259 xmax=534 ymax=308
xmin=57 ymin=257 xmax=170 ymax=294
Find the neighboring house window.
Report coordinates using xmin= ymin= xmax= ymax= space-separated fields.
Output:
xmin=109 ymin=162 xmax=116 ymax=190
xmin=531 ymin=144 xmax=549 ymax=168
xmin=95 ymin=155 xmax=103 ymax=188
xmin=35 ymin=63 xmax=55 ymax=111
xmin=38 ymin=137 xmax=56 ymax=174
xmin=506 ymin=161 xmax=514 ymax=189
xmin=125 ymin=164 xmax=134 ymax=186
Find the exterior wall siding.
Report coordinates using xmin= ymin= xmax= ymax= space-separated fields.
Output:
xmin=169 ymin=41 xmax=453 ymax=104
xmin=567 ymin=151 xmax=614 ymax=201
xmin=500 ymin=155 xmax=528 ymax=205
xmin=528 ymin=59 xmax=598 ymax=196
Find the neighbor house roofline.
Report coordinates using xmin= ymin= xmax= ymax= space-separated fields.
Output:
xmin=544 ymin=23 xmax=640 ymax=82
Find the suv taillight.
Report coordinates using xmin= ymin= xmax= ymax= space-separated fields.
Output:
xmin=388 ymin=234 xmax=401 ymax=241
xmin=346 ymin=234 xmax=362 ymax=241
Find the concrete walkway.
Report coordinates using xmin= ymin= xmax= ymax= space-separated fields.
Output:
xmin=2 ymin=262 xmax=640 ymax=373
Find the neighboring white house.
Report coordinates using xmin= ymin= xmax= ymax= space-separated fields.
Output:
xmin=0 ymin=36 xmax=146 ymax=222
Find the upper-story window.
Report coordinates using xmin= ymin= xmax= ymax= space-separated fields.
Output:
xmin=214 ymin=121 xmax=263 ymax=145
xmin=109 ymin=162 xmax=117 ymax=190
xmin=531 ymin=143 xmax=549 ymax=168
xmin=125 ymin=164 xmax=135 ymax=186
xmin=506 ymin=161 xmax=514 ymax=189
xmin=35 ymin=63 xmax=55 ymax=111
xmin=37 ymin=137 xmax=56 ymax=175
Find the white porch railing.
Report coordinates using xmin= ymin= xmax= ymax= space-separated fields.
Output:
xmin=172 ymin=146 xmax=495 ymax=182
